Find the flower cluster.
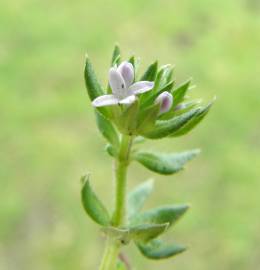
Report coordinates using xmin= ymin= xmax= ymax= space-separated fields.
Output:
xmin=92 ymin=61 xmax=173 ymax=117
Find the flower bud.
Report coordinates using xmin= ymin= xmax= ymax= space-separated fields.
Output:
xmin=155 ymin=91 xmax=173 ymax=114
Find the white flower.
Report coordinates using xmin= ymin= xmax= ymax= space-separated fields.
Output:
xmin=155 ymin=91 xmax=173 ymax=114
xmin=92 ymin=61 xmax=154 ymax=107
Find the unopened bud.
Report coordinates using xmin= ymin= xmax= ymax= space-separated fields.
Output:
xmin=155 ymin=91 xmax=173 ymax=114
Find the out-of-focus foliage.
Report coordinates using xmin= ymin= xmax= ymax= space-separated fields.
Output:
xmin=0 ymin=0 xmax=259 ymax=270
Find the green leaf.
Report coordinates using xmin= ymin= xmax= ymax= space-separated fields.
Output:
xmin=136 ymin=102 xmax=160 ymax=133
xmin=128 ymin=179 xmax=154 ymax=219
xmin=171 ymin=79 xmax=191 ymax=107
xmin=84 ymin=56 xmax=105 ymax=101
xmin=105 ymin=144 xmax=117 ymax=158
xmin=116 ymin=100 xmax=140 ymax=135
xmin=159 ymin=99 xmax=202 ymax=120
xmin=137 ymin=239 xmax=186 ymax=260
xmin=140 ymin=64 xmax=168 ymax=104
xmin=170 ymin=100 xmax=214 ymax=137
xmin=141 ymin=108 xmax=200 ymax=139
xmin=129 ymin=55 xmax=140 ymax=80
xmin=174 ymin=99 xmax=202 ymax=115
xmin=102 ymin=223 xmax=168 ymax=244
xmin=140 ymin=61 xmax=158 ymax=81
xmin=154 ymin=65 xmax=171 ymax=92
xmin=81 ymin=175 xmax=110 ymax=226
xmin=165 ymin=67 xmax=174 ymax=83
xmin=133 ymin=149 xmax=200 ymax=175
xmin=95 ymin=110 xmax=119 ymax=147
xmin=130 ymin=204 xmax=189 ymax=228
xmin=141 ymin=80 xmax=175 ymax=108
xmin=159 ymin=79 xmax=175 ymax=92
xmin=129 ymin=223 xmax=169 ymax=243
xmin=101 ymin=227 xmax=130 ymax=244
xmin=160 ymin=65 xmax=174 ymax=89
xmin=84 ymin=56 xmax=111 ymax=118
xmin=139 ymin=64 xmax=170 ymax=105
xmin=111 ymin=44 xmax=121 ymax=66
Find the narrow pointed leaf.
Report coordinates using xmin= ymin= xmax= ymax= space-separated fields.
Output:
xmin=130 ymin=204 xmax=189 ymax=228
xmin=160 ymin=65 xmax=174 ymax=89
xmin=174 ymin=99 xmax=202 ymax=116
xmin=111 ymin=44 xmax=121 ymax=66
xmin=166 ymin=67 xmax=174 ymax=83
xmin=153 ymin=65 xmax=169 ymax=92
xmin=102 ymin=223 xmax=168 ymax=244
xmin=84 ymin=56 xmax=111 ymax=118
xmin=128 ymin=179 xmax=154 ymax=219
xmin=95 ymin=110 xmax=119 ymax=147
xmin=136 ymin=102 xmax=160 ymax=133
xmin=81 ymin=175 xmax=110 ymax=226
xmin=129 ymin=223 xmax=169 ymax=242
xmin=171 ymin=100 xmax=214 ymax=137
xmin=140 ymin=61 xmax=158 ymax=81
xmin=133 ymin=149 xmax=200 ymax=175
xmin=105 ymin=144 xmax=117 ymax=158
xmin=140 ymin=64 xmax=166 ymax=104
xmin=141 ymin=108 xmax=200 ymax=139
xmin=137 ymin=239 xmax=186 ymax=259
xmin=116 ymin=100 xmax=139 ymax=135
xmin=159 ymin=99 xmax=202 ymax=120
xmin=171 ymin=79 xmax=191 ymax=107
xmin=159 ymin=79 xmax=175 ymax=92
xmin=101 ymin=227 xmax=130 ymax=244
xmin=141 ymin=80 xmax=175 ymax=108
xmin=129 ymin=56 xmax=140 ymax=80
xmin=139 ymin=64 xmax=169 ymax=105
xmin=84 ymin=56 xmax=105 ymax=100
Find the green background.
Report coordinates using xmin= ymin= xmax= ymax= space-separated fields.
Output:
xmin=1 ymin=0 xmax=260 ymax=269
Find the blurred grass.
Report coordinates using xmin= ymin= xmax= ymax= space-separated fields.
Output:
xmin=0 ymin=0 xmax=260 ymax=269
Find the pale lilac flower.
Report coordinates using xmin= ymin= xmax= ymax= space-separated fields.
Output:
xmin=92 ymin=61 xmax=154 ymax=107
xmin=155 ymin=91 xmax=173 ymax=114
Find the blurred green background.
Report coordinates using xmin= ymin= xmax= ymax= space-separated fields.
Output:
xmin=1 ymin=0 xmax=260 ymax=269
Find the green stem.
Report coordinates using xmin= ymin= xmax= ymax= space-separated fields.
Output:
xmin=98 ymin=240 xmax=120 ymax=270
xmin=98 ymin=134 xmax=133 ymax=270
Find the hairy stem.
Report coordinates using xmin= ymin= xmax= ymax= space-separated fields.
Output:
xmin=99 ymin=134 xmax=133 ymax=270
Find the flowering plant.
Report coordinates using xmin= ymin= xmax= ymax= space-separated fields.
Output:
xmin=82 ymin=45 xmax=214 ymax=270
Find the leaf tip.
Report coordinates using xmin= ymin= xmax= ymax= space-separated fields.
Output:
xmin=80 ymin=174 xmax=90 ymax=186
xmin=178 ymin=203 xmax=191 ymax=214
xmin=185 ymin=203 xmax=192 ymax=210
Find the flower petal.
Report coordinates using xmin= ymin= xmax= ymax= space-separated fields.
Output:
xmin=119 ymin=95 xmax=136 ymax=105
xmin=117 ymin=61 xmax=134 ymax=88
xmin=109 ymin=67 xmax=126 ymax=97
xmin=155 ymin=91 xmax=173 ymax=114
xmin=92 ymin=94 xmax=119 ymax=107
xmin=128 ymin=81 xmax=154 ymax=95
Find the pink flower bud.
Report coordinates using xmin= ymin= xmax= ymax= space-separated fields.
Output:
xmin=155 ymin=91 xmax=173 ymax=114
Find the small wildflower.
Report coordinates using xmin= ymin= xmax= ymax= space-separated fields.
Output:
xmin=92 ymin=61 xmax=154 ymax=107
